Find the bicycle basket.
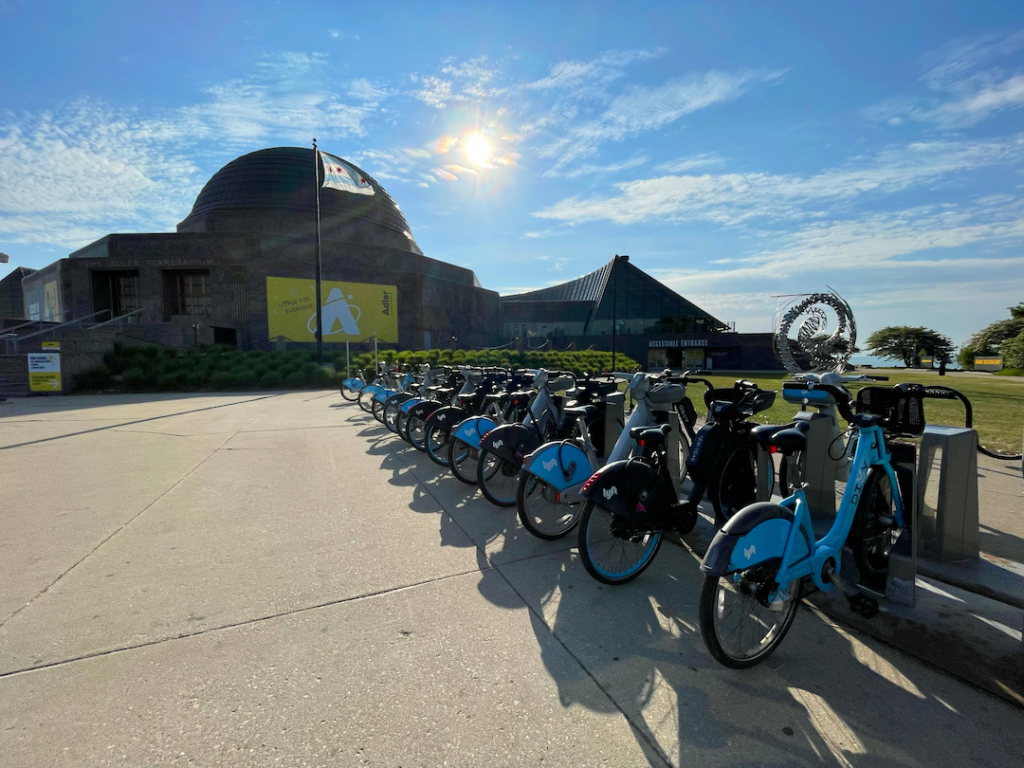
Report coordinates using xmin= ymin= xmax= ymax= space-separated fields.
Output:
xmin=855 ymin=384 xmax=926 ymax=436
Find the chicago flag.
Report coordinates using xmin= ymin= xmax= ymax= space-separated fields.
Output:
xmin=320 ymin=151 xmax=375 ymax=196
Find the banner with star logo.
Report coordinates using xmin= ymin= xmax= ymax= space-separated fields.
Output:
xmin=319 ymin=151 xmax=375 ymax=196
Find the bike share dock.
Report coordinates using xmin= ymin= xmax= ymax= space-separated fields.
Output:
xmin=680 ymin=429 xmax=1024 ymax=707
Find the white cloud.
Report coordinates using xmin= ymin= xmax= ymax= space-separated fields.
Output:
xmin=526 ymin=48 xmax=666 ymax=92
xmin=535 ymin=69 xmax=786 ymax=170
xmin=654 ymin=152 xmax=725 ymax=174
xmin=865 ymin=29 xmax=1024 ymax=129
xmin=544 ymin=155 xmax=648 ymax=179
xmin=412 ymin=56 xmax=507 ymax=107
xmin=348 ymin=78 xmax=388 ymax=104
xmin=0 ymin=100 xmax=201 ymax=248
xmin=533 ymin=136 xmax=1024 ymax=226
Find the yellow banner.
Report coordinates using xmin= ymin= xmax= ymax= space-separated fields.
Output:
xmin=266 ymin=277 xmax=398 ymax=343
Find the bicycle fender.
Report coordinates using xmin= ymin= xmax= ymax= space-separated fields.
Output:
xmin=408 ymin=400 xmax=441 ymax=421
xmin=387 ymin=392 xmax=415 ymax=407
xmin=700 ymin=503 xmax=797 ymax=576
xmin=373 ymin=388 xmax=396 ymax=404
xmin=480 ymin=423 xmax=538 ymax=464
xmin=400 ymin=397 xmax=424 ymax=413
xmin=451 ymin=416 xmax=499 ymax=450
xmin=578 ymin=459 xmax=658 ymax=522
xmin=360 ymin=384 xmax=383 ymax=398
xmin=521 ymin=441 xmax=593 ymax=491
xmin=342 ymin=378 xmax=364 ymax=390
xmin=427 ymin=406 xmax=469 ymax=436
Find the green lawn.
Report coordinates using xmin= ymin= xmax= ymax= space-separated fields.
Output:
xmin=681 ymin=369 xmax=1023 ymax=455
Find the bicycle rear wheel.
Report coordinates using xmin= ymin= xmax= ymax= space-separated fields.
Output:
xmin=371 ymin=397 xmax=387 ymax=424
xmin=709 ymin=444 xmax=759 ymax=524
xmin=357 ymin=389 xmax=374 ymax=413
xmin=699 ymin=565 xmax=801 ymax=669
xmin=448 ymin=438 xmax=479 ymax=485
xmin=577 ymin=501 xmax=662 ymax=585
xmin=516 ymin=473 xmax=582 ymax=539
xmin=341 ymin=386 xmax=360 ymax=402
xmin=477 ymin=449 xmax=519 ymax=506
xmin=396 ymin=410 xmax=411 ymax=442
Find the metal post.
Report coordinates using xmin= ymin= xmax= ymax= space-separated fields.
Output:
xmin=374 ymin=335 xmax=378 ymax=374
xmin=611 ymin=255 xmax=619 ymax=372
xmin=313 ymin=139 xmax=324 ymax=366
xmin=346 ymin=339 xmax=350 ymax=379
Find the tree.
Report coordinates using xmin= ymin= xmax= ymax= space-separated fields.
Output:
xmin=957 ymin=304 xmax=1024 ymax=370
xmin=865 ymin=326 xmax=954 ymax=368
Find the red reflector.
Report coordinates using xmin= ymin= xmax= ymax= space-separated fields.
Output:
xmin=768 ymin=445 xmax=777 ymax=454
xmin=554 ymin=492 xmax=561 ymax=502
xmin=639 ymin=440 xmax=645 ymax=447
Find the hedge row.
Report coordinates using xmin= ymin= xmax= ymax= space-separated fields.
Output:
xmin=73 ymin=344 xmax=641 ymax=393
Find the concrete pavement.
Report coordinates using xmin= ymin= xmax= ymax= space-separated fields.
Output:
xmin=1 ymin=392 xmax=1022 ymax=767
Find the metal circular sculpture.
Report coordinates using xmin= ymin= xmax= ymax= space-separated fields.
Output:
xmin=772 ymin=291 xmax=857 ymax=374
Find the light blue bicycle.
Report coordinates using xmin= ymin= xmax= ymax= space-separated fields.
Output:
xmin=698 ymin=380 xmax=928 ymax=668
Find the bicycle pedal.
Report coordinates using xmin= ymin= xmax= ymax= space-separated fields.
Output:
xmin=848 ymin=593 xmax=879 ymax=619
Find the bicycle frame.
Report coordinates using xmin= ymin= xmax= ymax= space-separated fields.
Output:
xmin=716 ymin=423 xmax=905 ymax=596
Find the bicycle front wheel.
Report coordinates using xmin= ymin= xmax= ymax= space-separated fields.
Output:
xmin=406 ymin=415 xmax=428 ymax=451
xmin=371 ymin=397 xmax=387 ymax=424
xmin=384 ymin=399 xmax=404 ymax=433
xmin=699 ymin=566 xmax=801 ymax=669
xmin=425 ymin=422 xmax=450 ymax=466
xmin=477 ymin=449 xmax=519 ymax=506
xmin=357 ymin=389 xmax=374 ymax=413
xmin=516 ymin=473 xmax=583 ymax=540
xmin=341 ymin=385 xmax=361 ymax=402
xmin=577 ymin=501 xmax=662 ymax=585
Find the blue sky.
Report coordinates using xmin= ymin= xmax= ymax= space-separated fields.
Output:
xmin=1 ymin=0 xmax=1022 ymax=349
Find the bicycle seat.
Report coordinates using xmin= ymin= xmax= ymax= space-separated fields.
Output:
xmin=629 ymin=423 xmax=672 ymax=444
xmin=563 ymin=404 xmax=599 ymax=420
xmin=485 ymin=393 xmax=506 ymax=402
xmin=432 ymin=387 xmax=454 ymax=396
xmin=751 ymin=421 xmax=808 ymax=453
xmin=647 ymin=382 xmax=687 ymax=405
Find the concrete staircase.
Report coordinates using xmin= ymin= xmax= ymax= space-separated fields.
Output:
xmin=0 ymin=355 xmax=29 ymax=398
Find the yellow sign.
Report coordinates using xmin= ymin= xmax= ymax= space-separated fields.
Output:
xmin=975 ymin=357 xmax=1002 ymax=365
xmin=43 ymin=280 xmax=60 ymax=321
xmin=28 ymin=353 xmax=62 ymax=392
xmin=266 ymin=277 xmax=398 ymax=343
xmin=42 ymin=341 xmax=60 ymax=350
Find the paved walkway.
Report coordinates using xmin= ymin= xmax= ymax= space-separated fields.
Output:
xmin=1 ymin=392 xmax=1022 ymax=767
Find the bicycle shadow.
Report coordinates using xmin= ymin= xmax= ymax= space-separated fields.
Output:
xmin=498 ymin=539 xmax=1024 ymax=766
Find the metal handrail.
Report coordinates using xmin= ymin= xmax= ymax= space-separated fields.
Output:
xmin=14 ymin=309 xmax=112 ymax=345
xmin=89 ymin=307 xmax=147 ymax=329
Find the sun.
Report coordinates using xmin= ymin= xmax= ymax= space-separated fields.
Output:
xmin=464 ymin=133 xmax=491 ymax=166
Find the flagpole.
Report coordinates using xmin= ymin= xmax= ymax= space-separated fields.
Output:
xmin=313 ymin=138 xmax=324 ymax=366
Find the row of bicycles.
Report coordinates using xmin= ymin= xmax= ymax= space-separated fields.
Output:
xmin=340 ymin=362 xmax=1010 ymax=669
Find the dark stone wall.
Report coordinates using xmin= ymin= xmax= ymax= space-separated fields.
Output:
xmin=43 ymin=230 xmax=500 ymax=351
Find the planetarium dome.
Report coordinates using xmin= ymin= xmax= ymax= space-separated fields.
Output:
xmin=177 ymin=147 xmax=422 ymax=253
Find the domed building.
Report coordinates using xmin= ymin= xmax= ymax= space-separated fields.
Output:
xmin=22 ymin=147 xmax=500 ymax=350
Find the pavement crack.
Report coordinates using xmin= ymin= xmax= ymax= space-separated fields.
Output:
xmin=0 ymin=396 xmax=282 ymax=629
xmin=0 ymin=395 xmax=276 ymax=451
xmin=0 ymin=567 xmax=489 ymax=680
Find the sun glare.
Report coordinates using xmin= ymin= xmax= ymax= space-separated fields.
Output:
xmin=464 ymin=133 xmax=490 ymax=166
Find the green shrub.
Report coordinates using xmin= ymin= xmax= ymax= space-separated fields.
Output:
xmin=186 ymin=370 xmax=207 ymax=388
xmin=308 ymin=367 xmax=333 ymax=388
xmin=284 ymin=371 xmax=308 ymax=388
xmin=260 ymin=370 xmax=284 ymax=389
xmin=122 ymin=367 xmax=152 ymax=391
xmin=210 ymin=371 xmax=234 ymax=390
xmin=231 ymin=369 xmax=259 ymax=389
xmin=74 ymin=364 xmax=112 ymax=391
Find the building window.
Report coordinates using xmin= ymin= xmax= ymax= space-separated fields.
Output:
xmin=178 ymin=273 xmax=210 ymax=317
xmin=163 ymin=270 xmax=211 ymax=319
xmin=111 ymin=274 xmax=139 ymax=317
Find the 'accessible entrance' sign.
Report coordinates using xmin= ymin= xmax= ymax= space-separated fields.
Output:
xmin=648 ymin=339 xmax=708 ymax=348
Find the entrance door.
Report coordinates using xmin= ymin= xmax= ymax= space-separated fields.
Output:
xmin=92 ymin=271 xmax=140 ymax=321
